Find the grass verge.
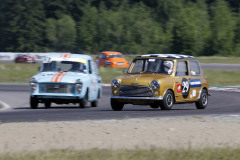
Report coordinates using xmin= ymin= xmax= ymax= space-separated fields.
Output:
xmin=0 ymin=63 xmax=40 ymax=83
xmin=0 ymin=147 xmax=240 ymax=160
xmin=0 ymin=63 xmax=239 ymax=86
xmin=99 ymin=68 xmax=240 ymax=86
xmin=197 ymin=56 xmax=240 ymax=64
xmin=124 ymin=56 xmax=240 ymax=64
xmin=204 ymin=70 xmax=240 ymax=86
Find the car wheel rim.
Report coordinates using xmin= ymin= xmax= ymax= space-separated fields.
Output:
xmin=166 ymin=94 xmax=173 ymax=106
xmin=202 ymin=93 xmax=207 ymax=106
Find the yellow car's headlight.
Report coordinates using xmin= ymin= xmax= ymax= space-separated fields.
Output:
xmin=151 ymin=80 xmax=160 ymax=90
xmin=112 ymin=79 xmax=120 ymax=88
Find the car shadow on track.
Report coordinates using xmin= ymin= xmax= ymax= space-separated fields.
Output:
xmin=101 ymin=108 xmax=196 ymax=111
xmin=14 ymin=106 xmax=93 ymax=110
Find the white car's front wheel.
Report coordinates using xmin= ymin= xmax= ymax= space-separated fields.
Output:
xmin=30 ymin=96 xmax=38 ymax=109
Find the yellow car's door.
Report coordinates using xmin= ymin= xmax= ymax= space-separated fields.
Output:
xmin=188 ymin=60 xmax=203 ymax=100
xmin=174 ymin=60 xmax=191 ymax=102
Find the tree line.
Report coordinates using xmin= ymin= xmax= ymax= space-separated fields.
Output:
xmin=0 ymin=0 xmax=240 ymax=56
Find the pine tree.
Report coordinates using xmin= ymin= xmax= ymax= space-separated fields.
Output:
xmin=2 ymin=0 xmax=46 ymax=52
xmin=46 ymin=15 xmax=76 ymax=52
xmin=171 ymin=1 xmax=210 ymax=56
xmin=208 ymin=0 xmax=236 ymax=56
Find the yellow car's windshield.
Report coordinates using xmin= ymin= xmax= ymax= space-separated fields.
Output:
xmin=129 ymin=59 xmax=174 ymax=75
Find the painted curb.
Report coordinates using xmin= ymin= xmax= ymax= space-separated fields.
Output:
xmin=209 ymin=86 xmax=240 ymax=92
xmin=0 ymin=100 xmax=10 ymax=111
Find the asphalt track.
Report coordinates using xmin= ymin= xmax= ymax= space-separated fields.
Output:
xmin=0 ymin=84 xmax=239 ymax=123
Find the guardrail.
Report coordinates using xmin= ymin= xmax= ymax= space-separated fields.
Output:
xmin=0 ymin=52 xmax=69 ymax=61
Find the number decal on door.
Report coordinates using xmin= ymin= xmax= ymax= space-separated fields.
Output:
xmin=181 ymin=78 xmax=190 ymax=99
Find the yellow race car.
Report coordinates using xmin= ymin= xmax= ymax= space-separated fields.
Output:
xmin=111 ymin=54 xmax=210 ymax=111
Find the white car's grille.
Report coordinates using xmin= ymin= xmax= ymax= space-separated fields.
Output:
xmin=39 ymin=83 xmax=74 ymax=93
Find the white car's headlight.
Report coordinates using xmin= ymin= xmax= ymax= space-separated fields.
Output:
xmin=75 ymin=79 xmax=82 ymax=93
xmin=151 ymin=80 xmax=160 ymax=90
xmin=30 ymin=78 xmax=37 ymax=91
xmin=112 ymin=79 xmax=120 ymax=88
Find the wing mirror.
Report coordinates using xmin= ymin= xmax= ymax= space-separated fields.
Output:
xmin=123 ymin=69 xmax=128 ymax=75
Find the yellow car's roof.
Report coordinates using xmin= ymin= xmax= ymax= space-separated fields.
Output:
xmin=135 ymin=54 xmax=196 ymax=59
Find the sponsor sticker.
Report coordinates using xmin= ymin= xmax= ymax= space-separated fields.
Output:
xmin=177 ymin=84 xmax=181 ymax=93
xmin=148 ymin=59 xmax=155 ymax=62
xmin=43 ymin=57 xmax=52 ymax=63
xmin=192 ymin=89 xmax=196 ymax=97
xmin=190 ymin=79 xmax=201 ymax=88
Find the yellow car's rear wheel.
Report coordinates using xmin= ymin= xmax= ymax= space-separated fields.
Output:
xmin=195 ymin=89 xmax=208 ymax=109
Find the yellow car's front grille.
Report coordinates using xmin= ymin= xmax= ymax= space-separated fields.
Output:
xmin=119 ymin=85 xmax=153 ymax=97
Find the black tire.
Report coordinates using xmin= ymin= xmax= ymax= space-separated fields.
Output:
xmin=79 ymin=90 xmax=88 ymax=108
xmin=195 ymin=89 xmax=208 ymax=109
xmin=91 ymin=99 xmax=98 ymax=107
xmin=91 ymin=90 xmax=100 ymax=107
xmin=111 ymin=98 xmax=124 ymax=111
xmin=44 ymin=101 xmax=51 ymax=108
xmin=30 ymin=96 xmax=38 ymax=109
xmin=149 ymin=101 xmax=160 ymax=109
xmin=160 ymin=90 xmax=174 ymax=110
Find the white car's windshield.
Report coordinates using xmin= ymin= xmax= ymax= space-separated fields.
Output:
xmin=129 ymin=59 xmax=174 ymax=75
xmin=40 ymin=61 xmax=86 ymax=73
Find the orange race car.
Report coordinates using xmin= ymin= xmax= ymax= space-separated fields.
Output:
xmin=95 ymin=51 xmax=129 ymax=68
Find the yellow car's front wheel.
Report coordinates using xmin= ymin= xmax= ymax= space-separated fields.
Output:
xmin=160 ymin=90 xmax=174 ymax=110
xmin=111 ymin=99 xmax=124 ymax=111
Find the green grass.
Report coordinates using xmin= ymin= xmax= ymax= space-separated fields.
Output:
xmin=98 ymin=67 xmax=125 ymax=83
xmin=196 ymin=56 xmax=240 ymax=64
xmin=0 ymin=62 xmax=239 ymax=86
xmin=0 ymin=63 xmax=40 ymax=83
xmin=0 ymin=147 xmax=240 ymax=160
xmin=124 ymin=56 xmax=240 ymax=64
xmin=100 ymin=68 xmax=240 ymax=86
xmin=204 ymin=70 xmax=240 ymax=86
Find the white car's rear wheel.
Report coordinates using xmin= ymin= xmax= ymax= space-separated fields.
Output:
xmin=79 ymin=90 xmax=88 ymax=108
xmin=44 ymin=102 xmax=51 ymax=108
